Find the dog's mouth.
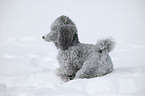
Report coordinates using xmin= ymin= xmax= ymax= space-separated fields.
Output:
xmin=42 ymin=34 xmax=51 ymax=42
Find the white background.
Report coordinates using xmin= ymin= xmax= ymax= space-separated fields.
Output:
xmin=0 ymin=0 xmax=145 ymax=96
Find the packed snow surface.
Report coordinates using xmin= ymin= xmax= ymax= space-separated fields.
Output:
xmin=0 ymin=66 xmax=145 ymax=96
xmin=0 ymin=0 xmax=145 ymax=96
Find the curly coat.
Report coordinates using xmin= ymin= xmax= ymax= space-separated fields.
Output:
xmin=43 ymin=15 xmax=115 ymax=82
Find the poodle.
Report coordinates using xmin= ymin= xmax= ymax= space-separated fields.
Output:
xmin=42 ymin=15 xmax=115 ymax=82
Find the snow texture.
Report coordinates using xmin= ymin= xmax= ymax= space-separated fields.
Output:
xmin=0 ymin=0 xmax=145 ymax=96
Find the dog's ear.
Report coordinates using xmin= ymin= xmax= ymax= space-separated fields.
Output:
xmin=57 ymin=25 xmax=74 ymax=50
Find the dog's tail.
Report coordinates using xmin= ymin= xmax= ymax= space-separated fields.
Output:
xmin=95 ymin=38 xmax=115 ymax=53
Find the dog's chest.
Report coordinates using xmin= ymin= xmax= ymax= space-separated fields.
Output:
xmin=57 ymin=49 xmax=84 ymax=68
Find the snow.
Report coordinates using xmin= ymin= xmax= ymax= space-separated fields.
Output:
xmin=0 ymin=0 xmax=145 ymax=96
xmin=0 ymin=67 xmax=145 ymax=96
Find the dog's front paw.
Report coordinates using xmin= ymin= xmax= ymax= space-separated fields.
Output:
xmin=68 ymin=74 xmax=75 ymax=80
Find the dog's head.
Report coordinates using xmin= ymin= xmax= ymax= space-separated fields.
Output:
xmin=42 ymin=15 xmax=79 ymax=50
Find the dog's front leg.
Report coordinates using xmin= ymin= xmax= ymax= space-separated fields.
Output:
xmin=55 ymin=65 xmax=77 ymax=82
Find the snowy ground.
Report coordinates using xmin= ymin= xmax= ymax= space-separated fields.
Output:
xmin=0 ymin=66 xmax=145 ymax=96
xmin=0 ymin=0 xmax=145 ymax=96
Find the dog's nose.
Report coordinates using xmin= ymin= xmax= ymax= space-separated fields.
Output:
xmin=42 ymin=36 xmax=45 ymax=39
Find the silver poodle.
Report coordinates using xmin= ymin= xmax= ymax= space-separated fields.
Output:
xmin=42 ymin=15 xmax=115 ymax=82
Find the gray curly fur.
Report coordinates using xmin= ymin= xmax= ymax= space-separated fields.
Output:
xmin=42 ymin=15 xmax=115 ymax=82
